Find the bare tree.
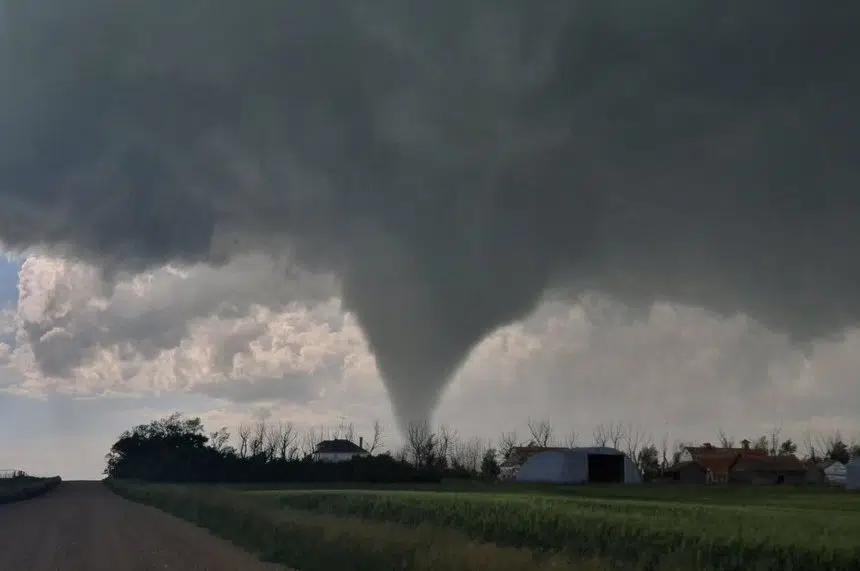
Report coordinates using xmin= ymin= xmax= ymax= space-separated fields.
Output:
xmin=393 ymin=445 xmax=409 ymax=463
xmin=802 ymin=429 xmax=819 ymax=461
xmin=237 ymin=423 xmax=251 ymax=459
xmin=659 ymin=433 xmax=670 ymax=472
xmin=767 ymin=426 xmax=782 ymax=456
xmin=274 ymin=421 xmax=297 ymax=460
xmin=593 ymin=424 xmax=609 ymax=447
xmin=436 ymin=425 xmax=456 ymax=467
xmin=623 ymin=424 xmax=648 ymax=463
xmin=263 ymin=422 xmax=281 ymax=460
xmin=300 ymin=426 xmax=322 ymax=458
xmin=463 ymin=437 xmax=486 ymax=473
xmin=564 ymin=429 xmax=578 ymax=448
xmin=498 ymin=431 xmax=520 ymax=462
xmin=406 ymin=420 xmax=437 ymax=467
xmin=332 ymin=421 xmax=356 ymax=443
xmin=527 ymin=418 xmax=554 ymax=447
xmin=364 ymin=420 xmax=384 ymax=453
xmin=593 ymin=421 xmax=625 ymax=449
xmin=449 ymin=436 xmax=486 ymax=473
xmin=249 ymin=421 xmax=267 ymax=458
xmin=717 ymin=429 xmax=735 ymax=449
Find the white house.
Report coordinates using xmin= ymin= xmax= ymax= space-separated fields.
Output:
xmin=515 ymin=447 xmax=642 ymax=484
xmin=312 ymin=438 xmax=370 ymax=463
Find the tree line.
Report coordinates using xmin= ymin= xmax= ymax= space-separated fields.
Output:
xmin=104 ymin=413 xmax=860 ymax=483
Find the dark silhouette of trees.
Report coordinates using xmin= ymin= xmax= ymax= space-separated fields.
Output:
xmin=104 ymin=412 xmax=439 ymax=484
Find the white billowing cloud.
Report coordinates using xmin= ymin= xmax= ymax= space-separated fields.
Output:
xmin=2 ymin=254 xmax=859 ymax=448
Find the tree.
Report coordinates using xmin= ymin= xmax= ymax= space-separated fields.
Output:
xmin=498 ymin=431 xmax=520 ymax=463
xmin=365 ymin=420 xmax=384 ymax=453
xmin=104 ymin=412 xmax=211 ymax=481
xmin=778 ymin=439 xmax=797 ymax=456
xmin=767 ymin=427 xmax=782 ymax=456
xmin=659 ymin=434 xmax=670 ymax=473
xmin=751 ymin=435 xmax=769 ymax=453
xmin=623 ymin=424 xmax=648 ymax=464
xmin=527 ymin=418 xmax=553 ymax=447
xmin=802 ymin=429 xmax=819 ymax=461
xmin=593 ymin=421 xmax=625 ymax=449
xmin=593 ymin=424 xmax=609 ymax=447
xmin=717 ymin=429 xmax=735 ymax=449
xmin=237 ymin=423 xmax=251 ymax=459
xmin=406 ymin=420 xmax=437 ymax=468
xmin=826 ymin=439 xmax=850 ymax=464
xmin=480 ymin=448 xmax=500 ymax=481
xmin=637 ymin=445 xmax=660 ymax=480
xmin=208 ymin=427 xmax=231 ymax=453
xmin=274 ymin=421 xmax=298 ymax=460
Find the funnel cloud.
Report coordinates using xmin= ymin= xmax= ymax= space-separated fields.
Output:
xmin=1 ymin=1 xmax=859 ymax=430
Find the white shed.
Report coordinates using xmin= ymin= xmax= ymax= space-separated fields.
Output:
xmin=823 ymin=461 xmax=846 ymax=485
xmin=515 ymin=447 xmax=642 ymax=484
xmin=846 ymin=458 xmax=860 ymax=491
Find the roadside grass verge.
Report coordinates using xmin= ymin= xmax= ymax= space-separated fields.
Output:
xmin=269 ymin=489 xmax=860 ymax=571
xmin=0 ymin=476 xmax=62 ymax=505
xmin=104 ymin=480 xmax=637 ymax=571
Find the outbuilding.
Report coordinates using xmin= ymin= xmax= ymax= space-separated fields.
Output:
xmin=515 ymin=447 xmax=641 ymax=484
xmin=823 ymin=461 xmax=847 ymax=486
xmin=847 ymin=458 xmax=860 ymax=491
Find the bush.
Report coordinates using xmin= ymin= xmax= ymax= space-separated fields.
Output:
xmin=0 ymin=476 xmax=62 ymax=504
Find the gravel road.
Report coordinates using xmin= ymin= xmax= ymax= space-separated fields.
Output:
xmin=0 ymin=481 xmax=288 ymax=571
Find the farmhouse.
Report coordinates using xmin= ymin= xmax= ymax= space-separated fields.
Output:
xmin=514 ymin=447 xmax=642 ymax=484
xmin=311 ymin=438 xmax=369 ymax=463
xmin=672 ymin=441 xmax=806 ymax=485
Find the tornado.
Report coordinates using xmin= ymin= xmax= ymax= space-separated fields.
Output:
xmin=1 ymin=1 xmax=859 ymax=431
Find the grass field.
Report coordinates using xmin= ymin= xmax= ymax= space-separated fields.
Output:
xmin=109 ymin=481 xmax=860 ymax=571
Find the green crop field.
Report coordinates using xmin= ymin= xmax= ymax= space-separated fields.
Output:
xmin=108 ymin=480 xmax=860 ymax=571
xmin=244 ymin=484 xmax=860 ymax=571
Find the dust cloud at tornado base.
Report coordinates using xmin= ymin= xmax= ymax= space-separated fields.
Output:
xmin=1 ymin=1 xmax=859 ymax=431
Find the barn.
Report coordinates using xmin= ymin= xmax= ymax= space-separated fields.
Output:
xmin=847 ymin=458 xmax=860 ymax=491
xmin=515 ymin=447 xmax=642 ymax=484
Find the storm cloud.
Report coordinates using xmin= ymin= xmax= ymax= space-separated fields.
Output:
xmin=1 ymin=1 xmax=859 ymax=429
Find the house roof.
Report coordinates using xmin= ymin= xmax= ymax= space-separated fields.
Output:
xmin=685 ymin=445 xmax=768 ymax=459
xmin=313 ymin=439 xmax=367 ymax=454
xmin=732 ymin=454 xmax=805 ymax=473
xmin=694 ymin=453 xmax=741 ymax=475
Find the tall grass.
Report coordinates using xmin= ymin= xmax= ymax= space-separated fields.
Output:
xmin=272 ymin=490 xmax=860 ymax=571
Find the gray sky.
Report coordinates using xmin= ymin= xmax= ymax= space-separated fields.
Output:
xmin=0 ymin=1 xmax=859 ymax=476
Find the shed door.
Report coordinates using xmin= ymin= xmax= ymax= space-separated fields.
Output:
xmin=587 ymin=454 xmax=624 ymax=483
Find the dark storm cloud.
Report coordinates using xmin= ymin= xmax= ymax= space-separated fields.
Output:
xmin=1 ymin=1 xmax=859 ymax=429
